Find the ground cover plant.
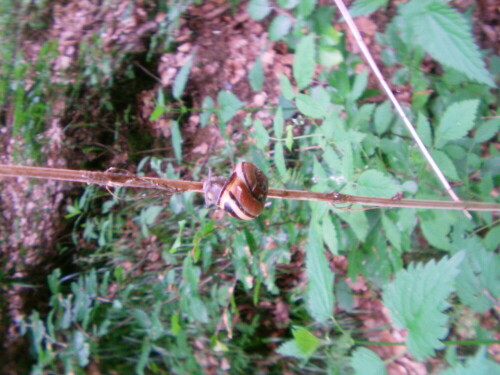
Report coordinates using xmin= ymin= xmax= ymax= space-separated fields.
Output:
xmin=0 ymin=0 xmax=498 ymax=374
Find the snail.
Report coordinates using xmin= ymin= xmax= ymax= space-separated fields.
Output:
xmin=203 ymin=162 xmax=268 ymax=220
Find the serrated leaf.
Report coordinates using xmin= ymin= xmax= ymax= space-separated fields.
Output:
xmin=383 ymin=252 xmax=465 ymax=360
xmin=274 ymin=141 xmax=287 ymax=178
xmin=474 ymin=118 xmax=499 ymax=143
xmin=431 ymin=149 xmax=459 ymax=181
xmin=456 ymin=248 xmax=500 ymax=313
xmin=435 ymin=100 xmax=479 ymax=148
xmin=400 ymin=1 xmax=494 ymax=86
xmin=293 ymin=34 xmax=316 ymax=90
xmin=253 ymin=118 xmax=270 ymax=149
xmin=269 ymin=14 xmax=292 ymax=41
xmin=335 ymin=210 xmax=369 ymax=242
xmin=305 ymin=223 xmax=334 ymax=323
xmin=279 ymin=73 xmax=295 ymax=100
xmin=322 ymin=215 xmax=338 ymax=255
xmin=351 ymin=347 xmax=388 ymax=375
xmin=217 ymin=91 xmax=244 ymax=123
xmin=416 ymin=112 xmax=432 ymax=148
xmin=248 ymin=0 xmax=271 ymax=21
xmin=296 ymin=93 xmax=327 ymax=119
xmin=273 ymin=106 xmax=284 ymax=138
xmin=171 ymin=120 xmax=183 ymax=162
xmin=357 ymin=169 xmax=401 ymax=198
xmin=374 ymin=101 xmax=393 ymax=135
xmin=249 ymin=56 xmax=264 ymax=91
xmin=350 ymin=0 xmax=389 ymax=18
xmin=297 ymin=0 xmax=316 ymax=17
xmin=172 ymin=54 xmax=193 ymax=99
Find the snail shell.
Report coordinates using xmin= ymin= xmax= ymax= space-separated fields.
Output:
xmin=203 ymin=162 xmax=268 ymax=220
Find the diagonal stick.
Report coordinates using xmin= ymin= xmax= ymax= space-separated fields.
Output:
xmin=332 ymin=0 xmax=471 ymax=219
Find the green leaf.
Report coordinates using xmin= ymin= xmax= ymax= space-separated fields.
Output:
xmin=296 ymin=93 xmax=327 ymax=119
xmin=383 ymin=252 xmax=465 ymax=360
xmin=350 ymin=0 xmax=389 ymax=18
xmin=374 ymin=101 xmax=393 ymax=135
xmin=285 ymin=125 xmax=294 ymax=151
xmin=297 ymin=0 xmax=316 ymax=17
xmin=172 ymin=54 xmax=193 ymax=99
xmin=277 ymin=340 xmax=309 ymax=359
xmin=400 ymin=1 xmax=494 ymax=86
xmin=171 ymin=120 xmax=183 ymax=162
xmin=274 ymin=141 xmax=287 ymax=178
xmin=351 ymin=347 xmax=388 ymax=375
xmin=382 ymin=214 xmax=401 ymax=251
xmin=442 ymin=347 xmax=500 ymax=375
xmin=305 ymin=223 xmax=334 ymax=323
xmin=273 ymin=106 xmax=284 ymax=138
xmin=435 ymin=99 xmax=479 ymax=148
xmin=248 ymin=0 xmax=271 ymax=20
xmin=357 ymin=169 xmax=401 ymax=198
xmin=217 ymin=91 xmax=244 ymax=123
xmin=419 ymin=211 xmax=453 ymax=251
xmin=474 ymin=118 xmax=499 ymax=143
xmin=200 ymin=96 xmax=214 ymax=127
xmin=269 ymin=14 xmax=293 ymax=41
xmin=322 ymin=214 xmax=338 ymax=255
xmin=416 ymin=112 xmax=432 ymax=148
xmin=335 ymin=210 xmax=369 ymax=242
xmin=279 ymin=73 xmax=295 ymax=100
xmin=249 ymin=56 xmax=264 ymax=91
xmin=347 ymin=71 xmax=368 ymax=102
xmin=456 ymin=248 xmax=500 ymax=313
xmin=431 ymin=150 xmax=459 ymax=180
xmin=293 ymin=34 xmax=316 ymax=90
xmin=292 ymin=326 xmax=321 ymax=355
xmin=253 ymin=118 xmax=270 ymax=149
xmin=318 ymin=46 xmax=343 ymax=67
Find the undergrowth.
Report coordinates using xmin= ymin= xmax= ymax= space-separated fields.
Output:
xmin=1 ymin=0 xmax=499 ymax=374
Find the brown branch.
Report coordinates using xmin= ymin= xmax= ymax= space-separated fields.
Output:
xmin=0 ymin=165 xmax=499 ymax=212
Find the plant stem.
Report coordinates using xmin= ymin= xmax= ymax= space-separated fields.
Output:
xmin=1 ymin=164 xmax=499 ymax=212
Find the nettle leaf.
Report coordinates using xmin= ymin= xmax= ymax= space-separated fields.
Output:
xmin=357 ymin=170 xmax=401 ymax=198
xmin=347 ymin=71 xmax=368 ymax=102
xmin=217 ymin=91 xmax=244 ymax=123
xmin=293 ymin=326 xmax=321 ymax=356
xmin=456 ymin=248 xmax=500 ymax=313
xmin=382 ymin=213 xmax=402 ymax=251
xmin=296 ymin=93 xmax=327 ymax=119
xmin=434 ymin=99 xmax=479 ymax=149
xmin=248 ymin=0 xmax=271 ymax=21
xmin=351 ymin=347 xmax=388 ymax=375
xmin=305 ymin=223 xmax=334 ymax=323
xmin=350 ymin=0 xmax=389 ymax=18
xmin=269 ymin=14 xmax=293 ymax=41
xmin=274 ymin=141 xmax=287 ymax=178
xmin=383 ymin=252 xmax=465 ymax=360
xmin=431 ymin=149 xmax=459 ymax=181
xmin=273 ymin=106 xmax=284 ymax=138
xmin=200 ymin=96 xmax=214 ymax=127
xmin=293 ymin=33 xmax=316 ymax=90
xmin=400 ymin=1 xmax=494 ymax=87
xmin=172 ymin=54 xmax=193 ymax=99
xmin=322 ymin=214 xmax=338 ymax=255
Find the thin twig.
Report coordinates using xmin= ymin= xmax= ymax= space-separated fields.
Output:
xmin=332 ymin=0 xmax=471 ymax=219
xmin=0 ymin=165 xmax=498 ymax=212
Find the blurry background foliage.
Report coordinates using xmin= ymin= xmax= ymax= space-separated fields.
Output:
xmin=0 ymin=0 xmax=498 ymax=374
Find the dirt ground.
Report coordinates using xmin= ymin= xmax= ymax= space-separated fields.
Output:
xmin=0 ymin=0 xmax=498 ymax=373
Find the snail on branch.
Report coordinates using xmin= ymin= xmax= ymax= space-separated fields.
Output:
xmin=203 ymin=162 xmax=268 ymax=220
